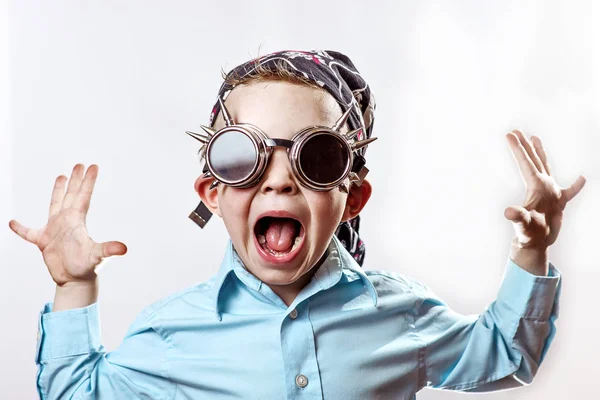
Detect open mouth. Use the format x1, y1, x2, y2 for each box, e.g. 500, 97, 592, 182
253, 216, 305, 259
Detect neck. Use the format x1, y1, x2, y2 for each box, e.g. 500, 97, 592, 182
267, 249, 330, 307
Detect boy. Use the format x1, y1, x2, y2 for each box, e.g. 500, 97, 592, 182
10, 50, 586, 399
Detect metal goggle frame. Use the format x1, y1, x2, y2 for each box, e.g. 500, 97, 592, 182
185, 98, 377, 228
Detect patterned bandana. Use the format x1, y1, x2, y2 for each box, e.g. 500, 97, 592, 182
208, 50, 376, 266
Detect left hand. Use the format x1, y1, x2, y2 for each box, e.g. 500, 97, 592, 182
504, 130, 586, 251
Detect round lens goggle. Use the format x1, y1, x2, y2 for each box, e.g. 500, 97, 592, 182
185, 98, 377, 228
187, 98, 377, 192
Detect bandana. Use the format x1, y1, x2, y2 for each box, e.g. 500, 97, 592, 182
208, 50, 376, 266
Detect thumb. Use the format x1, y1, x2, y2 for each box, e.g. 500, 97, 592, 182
91, 241, 128, 260
504, 205, 531, 225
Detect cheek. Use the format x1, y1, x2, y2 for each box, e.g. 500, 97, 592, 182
218, 189, 253, 234
310, 191, 347, 225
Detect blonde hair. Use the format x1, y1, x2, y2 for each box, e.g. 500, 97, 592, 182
200, 60, 331, 159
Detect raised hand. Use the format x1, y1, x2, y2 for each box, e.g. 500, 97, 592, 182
504, 130, 585, 274
8, 164, 127, 286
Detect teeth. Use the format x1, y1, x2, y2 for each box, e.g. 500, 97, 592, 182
257, 235, 303, 256
292, 236, 301, 251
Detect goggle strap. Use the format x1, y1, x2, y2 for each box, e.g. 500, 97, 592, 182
188, 164, 215, 229
189, 201, 213, 229
352, 155, 366, 173
349, 167, 369, 187
350, 155, 369, 187
264, 138, 294, 149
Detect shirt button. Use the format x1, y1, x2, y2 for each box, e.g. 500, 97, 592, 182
289, 309, 298, 319
295, 374, 308, 388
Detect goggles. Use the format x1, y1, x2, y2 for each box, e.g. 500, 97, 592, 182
185, 98, 377, 228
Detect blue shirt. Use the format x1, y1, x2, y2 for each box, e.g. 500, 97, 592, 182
35, 236, 561, 399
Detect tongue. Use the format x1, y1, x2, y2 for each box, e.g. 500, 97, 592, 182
265, 219, 297, 252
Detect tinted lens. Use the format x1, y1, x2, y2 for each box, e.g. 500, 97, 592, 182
299, 134, 349, 184
208, 130, 257, 182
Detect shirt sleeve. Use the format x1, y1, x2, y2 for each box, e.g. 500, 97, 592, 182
415, 257, 561, 392
35, 302, 175, 400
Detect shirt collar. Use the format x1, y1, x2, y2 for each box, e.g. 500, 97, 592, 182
312, 235, 378, 307
210, 235, 378, 320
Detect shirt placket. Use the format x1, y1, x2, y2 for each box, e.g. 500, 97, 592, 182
280, 300, 323, 399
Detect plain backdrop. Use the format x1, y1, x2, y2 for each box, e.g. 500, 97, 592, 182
1, 0, 598, 398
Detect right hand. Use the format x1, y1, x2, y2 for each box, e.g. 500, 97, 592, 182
8, 164, 127, 286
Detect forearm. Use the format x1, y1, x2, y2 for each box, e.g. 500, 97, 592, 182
509, 237, 549, 276
52, 279, 99, 311
36, 301, 174, 399
423, 257, 561, 391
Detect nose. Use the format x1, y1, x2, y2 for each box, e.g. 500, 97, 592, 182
259, 148, 299, 195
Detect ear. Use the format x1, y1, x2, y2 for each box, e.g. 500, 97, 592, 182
341, 179, 372, 222
194, 175, 222, 218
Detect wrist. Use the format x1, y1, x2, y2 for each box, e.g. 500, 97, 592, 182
53, 280, 99, 312
509, 238, 549, 276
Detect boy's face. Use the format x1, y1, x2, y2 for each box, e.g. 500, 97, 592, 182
196, 81, 371, 301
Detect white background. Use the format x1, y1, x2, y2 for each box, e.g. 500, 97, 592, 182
1, 0, 598, 398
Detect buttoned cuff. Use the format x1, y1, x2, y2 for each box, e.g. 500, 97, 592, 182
496, 258, 561, 321
35, 302, 102, 363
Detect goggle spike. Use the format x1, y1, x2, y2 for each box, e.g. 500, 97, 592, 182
186, 130, 210, 144
351, 137, 378, 152
209, 179, 220, 190
345, 128, 363, 141
331, 107, 353, 132
218, 97, 235, 126
202, 170, 213, 179
338, 183, 349, 193
200, 125, 216, 137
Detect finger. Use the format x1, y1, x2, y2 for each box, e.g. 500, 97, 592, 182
547, 212, 562, 246
49, 175, 68, 219
91, 241, 128, 260
73, 165, 99, 214
506, 133, 538, 185
62, 164, 85, 209
504, 205, 530, 224
530, 136, 553, 176
512, 130, 547, 175
8, 219, 40, 244
561, 175, 586, 205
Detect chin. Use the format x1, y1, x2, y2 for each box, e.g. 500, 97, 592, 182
249, 254, 309, 281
